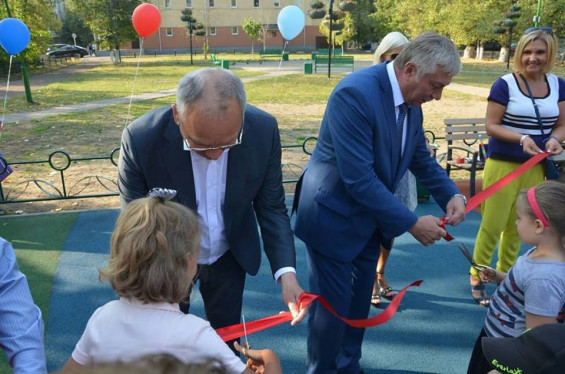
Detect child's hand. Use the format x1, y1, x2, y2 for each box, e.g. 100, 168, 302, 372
234, 342, 281, 374
479, 267, 497, 283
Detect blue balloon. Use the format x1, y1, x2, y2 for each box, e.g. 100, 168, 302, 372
277, 6, 305, 41
0, 18, 31, 55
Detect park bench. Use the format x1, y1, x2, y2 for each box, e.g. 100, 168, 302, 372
210, 53, 230, 69
311, 48, 342, 60
314, 55, 354, 73
210, 53, 222, 66
259, 49, 288, 62
444, 118, 487, 196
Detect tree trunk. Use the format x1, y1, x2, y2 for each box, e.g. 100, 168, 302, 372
476, 46, 484, 60
499, 47, 509, 63
463, 45, 476, 59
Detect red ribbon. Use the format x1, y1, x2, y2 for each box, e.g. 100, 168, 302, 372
441, 151, 550, 240
215, 153, 550, 341
216, 280, 423, 341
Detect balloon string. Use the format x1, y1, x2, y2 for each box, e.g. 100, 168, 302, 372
1, 55, 13, 137
125, 38, 144, 127
269, 40, 288, 103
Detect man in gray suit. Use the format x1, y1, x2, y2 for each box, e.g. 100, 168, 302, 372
118, 68, 307, 350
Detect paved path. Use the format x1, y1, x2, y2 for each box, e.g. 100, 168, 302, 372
2, 57, 490, 124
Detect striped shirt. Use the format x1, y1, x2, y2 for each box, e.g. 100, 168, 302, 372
487, 73, 565, 162
485, 247, 565, 338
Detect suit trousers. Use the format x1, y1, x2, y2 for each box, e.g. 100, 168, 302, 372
180, 250, 246, 354
306, 242, 381, 374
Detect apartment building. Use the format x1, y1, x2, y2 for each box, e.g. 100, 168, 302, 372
142, 0, 324, 52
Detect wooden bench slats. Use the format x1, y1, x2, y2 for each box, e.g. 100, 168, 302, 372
444, 117, 487, 196
445, 125, 486, 133
444, 118, 485, 125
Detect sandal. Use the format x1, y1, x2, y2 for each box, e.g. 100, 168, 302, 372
380, 286, 394, 299
470, 275, 489, 307
376, 272, 395, 299
370, 294, 381, 306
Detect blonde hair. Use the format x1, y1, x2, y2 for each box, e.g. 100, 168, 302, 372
373, 32, 409, 65
513, 30, 558, 74
100, 197, 200, 304
59, 354, 226, 374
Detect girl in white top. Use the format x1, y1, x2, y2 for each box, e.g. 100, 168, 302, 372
63, 190, 281, 374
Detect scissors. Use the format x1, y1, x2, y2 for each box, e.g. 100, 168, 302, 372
241, 314, 250, 358
456, 243, 490, 272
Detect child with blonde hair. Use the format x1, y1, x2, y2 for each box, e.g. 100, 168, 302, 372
63, 190, 281, 374
467, 178, 565, 373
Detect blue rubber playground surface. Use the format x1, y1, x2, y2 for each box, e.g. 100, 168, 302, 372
1, 198, 528, 373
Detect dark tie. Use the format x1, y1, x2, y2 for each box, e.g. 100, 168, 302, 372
397, 103, 407, 153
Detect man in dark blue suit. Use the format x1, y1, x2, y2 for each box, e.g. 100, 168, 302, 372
118, 68, 307, 351
294, 32, 467, 373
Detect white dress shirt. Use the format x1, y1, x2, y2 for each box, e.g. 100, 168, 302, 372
386, 61, 408, 155
185, 146, 295, 281
189, 149, 230, 266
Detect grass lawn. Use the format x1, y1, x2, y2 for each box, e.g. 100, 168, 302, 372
4, 56, 264, 114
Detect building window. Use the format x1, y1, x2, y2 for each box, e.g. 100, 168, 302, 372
253, 0, 259, 7
274, 0, 279, 6
231, 26, 238, 35
209, 0, 215, 7
231, 0, 237, 7
210, 27, 216, 36
186, 0, 192, 8
166, 28, 173, 37
165, 0, 171, 8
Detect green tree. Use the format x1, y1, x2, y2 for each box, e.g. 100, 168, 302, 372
61, 10, 94, 47
340, 0, 378, 48
242, 17, 262, 54
66, 0, 139, 51
1, 0, 60, 103
0, 0, 60, 64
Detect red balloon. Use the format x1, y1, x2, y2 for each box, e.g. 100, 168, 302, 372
132, 3, 161, 37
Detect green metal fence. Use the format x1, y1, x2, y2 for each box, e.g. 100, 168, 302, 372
0, 137, 317, 205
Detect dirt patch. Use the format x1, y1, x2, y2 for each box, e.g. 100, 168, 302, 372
1, 92, 487, 215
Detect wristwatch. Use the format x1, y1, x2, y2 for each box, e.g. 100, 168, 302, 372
452, 193, 467, 206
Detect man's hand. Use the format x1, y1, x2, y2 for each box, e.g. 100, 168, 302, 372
444, 196, 466, 225
279, 272, 308, 326
408, 215, 446, 246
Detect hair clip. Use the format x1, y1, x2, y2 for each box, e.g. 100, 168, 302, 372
147, 188, 177, 201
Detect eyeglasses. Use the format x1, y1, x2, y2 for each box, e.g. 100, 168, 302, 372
179, 119, 244, 152
390, 53, 399, 61
524, 26, 553, 35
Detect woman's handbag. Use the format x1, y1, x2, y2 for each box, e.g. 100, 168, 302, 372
519, 74, 562, 180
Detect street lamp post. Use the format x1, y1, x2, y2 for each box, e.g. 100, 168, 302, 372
493, 1, 520, 70
327, 0, 334, 78
181, 8, 196, 65
534, 0, 542, 26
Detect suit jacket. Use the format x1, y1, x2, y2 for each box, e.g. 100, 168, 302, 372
118, 105, 295, 277
294, 63, 459, 262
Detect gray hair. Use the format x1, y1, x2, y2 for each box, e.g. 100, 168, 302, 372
175, 68, 246, 118
394, 31, 461, 79
373, 32, 409, 65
